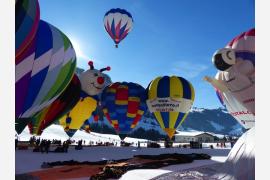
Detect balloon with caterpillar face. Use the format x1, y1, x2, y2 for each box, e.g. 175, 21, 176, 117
58, 61, 112, 137
79, 61, 111, 96
26, 61, 112, 136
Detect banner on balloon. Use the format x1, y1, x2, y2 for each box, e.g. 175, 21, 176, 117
215, 87, 254, 129
146, 97, 193, 113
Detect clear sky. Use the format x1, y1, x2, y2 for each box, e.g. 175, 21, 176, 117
39, 0, 254, 109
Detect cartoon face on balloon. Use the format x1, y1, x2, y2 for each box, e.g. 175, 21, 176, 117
212, 48, 236, 71
204, 28, 255, 116
79, 61, 112, 96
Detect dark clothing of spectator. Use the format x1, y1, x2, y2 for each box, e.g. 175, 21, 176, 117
15, 139, 18, 150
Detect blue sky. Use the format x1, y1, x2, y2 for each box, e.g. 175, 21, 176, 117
39, 0, 254, 109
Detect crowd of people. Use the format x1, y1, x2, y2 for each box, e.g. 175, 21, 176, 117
25, 136, 72, 153
16, 135, 237, 152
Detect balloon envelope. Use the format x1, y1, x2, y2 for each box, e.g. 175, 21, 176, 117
215, 87, 254, 129
16, 20, 77, 119
16, 0, 40, 61
101, 82, 147, 140
28, 74, 81, 135
215, 28, 255, 114
104, 8, 133, 47
146, 76, 195, 139
64, 129, 77, 138
59, 93, 97, 134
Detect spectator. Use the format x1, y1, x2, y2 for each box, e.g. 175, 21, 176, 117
36, 138, 40, 146
45, 140, 51, 153
40, 140, 46, 153
63, 141, 70, 153
15, 138, 18, 150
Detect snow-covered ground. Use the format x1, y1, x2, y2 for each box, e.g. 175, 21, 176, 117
16, 146, 230, 175
120, 160, 223, 180
129, 127, 255, 180
18, 124, 150, 146
16, 124, 231, 179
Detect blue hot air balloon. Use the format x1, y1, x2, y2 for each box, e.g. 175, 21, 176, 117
101, 82, 147, 140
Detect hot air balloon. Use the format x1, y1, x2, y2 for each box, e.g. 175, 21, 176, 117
27, 74, 81, 135
16, 0, 40, 61
204, 29, 255, 180
215, 87, 254, 129
104, 8, 133, 48
101, 82, 147, 140
204, 28, 255, 115
16, 20, 77, 131
59, 61, 112, 135
146, 76, 195, 139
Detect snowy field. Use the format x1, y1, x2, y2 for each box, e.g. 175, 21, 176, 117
16, 146, 230, 174
16, 125, 232, 179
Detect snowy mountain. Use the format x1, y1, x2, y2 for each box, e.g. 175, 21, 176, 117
90, 107, 245, 140
125, 107, 245, 137
179, 107, 245, 136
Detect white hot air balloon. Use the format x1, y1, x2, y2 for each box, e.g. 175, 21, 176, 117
204, 28, 255, 116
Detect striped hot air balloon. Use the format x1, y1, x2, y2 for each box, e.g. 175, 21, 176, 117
101, 82, 147, 140
146, 76, 195, 139
226, 28, 255, 66
104, 8, 133, 48
15, 20, 77, 121
16, 0, 40, 61
27, 74, 81, 135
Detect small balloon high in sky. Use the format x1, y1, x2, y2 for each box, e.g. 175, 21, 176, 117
104, 8, 134, 48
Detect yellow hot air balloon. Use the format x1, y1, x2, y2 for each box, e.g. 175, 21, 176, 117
59, 96, 97, 131
146, 76, 195, 139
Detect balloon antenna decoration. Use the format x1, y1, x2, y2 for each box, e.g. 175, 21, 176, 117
100, 66, 111, 72
88, 60, 111, 72
88, 61, 94, 70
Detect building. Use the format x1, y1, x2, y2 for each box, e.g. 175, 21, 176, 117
174, 131, 215, 143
